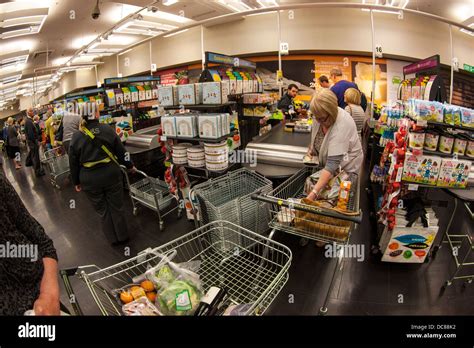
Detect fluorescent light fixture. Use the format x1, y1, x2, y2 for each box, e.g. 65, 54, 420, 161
245, 10, 277, 17
2, 15, 47, 28
162, 0, 178, 5
142, 10, 192, 24
0, 74, 22, 84
257, 0, 279, 8
118, 48, 132, 56
163, 29, 189, 37
460, 23, 474, 36
218, 0, 254, 13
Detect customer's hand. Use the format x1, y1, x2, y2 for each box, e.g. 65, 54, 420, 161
306, 190, 318, 201
33, 293, 60, 316
75, 185, 81, 192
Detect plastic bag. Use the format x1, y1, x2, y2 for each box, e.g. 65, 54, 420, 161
304, 170, 350, 202
144, 250, 203, 315
122, 296, 162, 316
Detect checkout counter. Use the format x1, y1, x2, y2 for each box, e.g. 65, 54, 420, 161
124, 124, 164, 177
243, 123, 312, 180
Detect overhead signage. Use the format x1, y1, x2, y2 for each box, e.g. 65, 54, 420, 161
104, 76, 160, 85
403, 55, 440, 75
205, 52, 256, 70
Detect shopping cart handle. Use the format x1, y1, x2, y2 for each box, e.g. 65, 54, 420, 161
60, 267, 83, 316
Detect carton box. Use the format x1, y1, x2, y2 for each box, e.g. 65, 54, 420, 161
436, 159, 470, 188
202, 82, 222, 104
177, 84, 197, 105
161, 116, 177, 136
175, 115, 197, 137
198, 114, 221, 139
158, 86, 175, 106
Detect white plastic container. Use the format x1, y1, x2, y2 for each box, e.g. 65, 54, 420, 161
204, 141, 228, 154
188, 158, 206, 168
453, 136, 467, 155
466, 139, 474, 158
423, 131, 439, 151
206, 160, 229, 172
187, 146, 205, 160
173, 143, 193, 156
172, 154, 188, 165
408, 131, 425, 150
205, 152, 228, 163
438, 134, 454, 154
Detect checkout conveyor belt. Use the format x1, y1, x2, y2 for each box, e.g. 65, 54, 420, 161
243, 123, 313, 179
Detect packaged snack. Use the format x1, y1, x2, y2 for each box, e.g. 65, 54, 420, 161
408, 131, 425, 150
466, 137, 474, 158
336, 181, 352, 211
453, 107, 462, 126
453, 135, 467, 155
423, 130, 439, 151
438, 133, 454, 154
460, 107, 474, 128
122, 296, 161, 316
436, 159, 470, 188
402, 152, 441, 185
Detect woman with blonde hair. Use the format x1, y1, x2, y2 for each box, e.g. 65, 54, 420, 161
343, 88, 367, 135
306, 88, 363, 201
6, 117, 22, 169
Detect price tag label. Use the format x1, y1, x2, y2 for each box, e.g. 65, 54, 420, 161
417, 119, 427, 127
160, 135, 167, 141
408, 184, 419, 191
164, 161, 171, 168
395, 168, 403, 182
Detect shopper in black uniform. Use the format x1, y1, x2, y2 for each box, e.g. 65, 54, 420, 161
24, 108, 45, 177
69, 103, 136, 245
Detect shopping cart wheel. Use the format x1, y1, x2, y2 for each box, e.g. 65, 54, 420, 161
318, 307, 328, 316
132, 207, 138, 216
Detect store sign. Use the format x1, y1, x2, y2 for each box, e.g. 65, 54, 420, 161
464, 63, 474, 73
403, 55, 439, 75
452, 57, 459, 72
104, 76, 160, 85
151, 63, 157, 72
279, 42, 289, 55
375, 44, 383, 58
205, 52, 256, 69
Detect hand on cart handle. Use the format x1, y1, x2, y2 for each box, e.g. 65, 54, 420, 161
128, 166, 137, 174
75, 185, 81, 192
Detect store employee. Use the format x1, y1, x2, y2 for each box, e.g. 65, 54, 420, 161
277, 83, 299, 117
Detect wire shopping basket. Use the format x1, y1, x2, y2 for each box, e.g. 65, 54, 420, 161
253, 166, 362, 244
61, 220, 292, 316
190, 168, 273, 251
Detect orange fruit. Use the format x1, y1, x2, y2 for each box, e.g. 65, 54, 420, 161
130, 286, 146, 299
140, 280, 155, 292
146, 291, 157, 303
120, 291, 134, 304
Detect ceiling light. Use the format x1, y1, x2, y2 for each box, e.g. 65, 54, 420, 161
256, 0, 279, 8
218, 0, 254, 13
141, 9, 193, 23
460, 23, 474, 36
163, 29, 189, 37
162, 0, 178, 5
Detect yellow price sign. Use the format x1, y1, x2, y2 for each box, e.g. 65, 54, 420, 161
308, 119, 313, 125
164, 161, 171, 167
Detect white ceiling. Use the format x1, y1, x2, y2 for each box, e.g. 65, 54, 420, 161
0, 0, 473, 109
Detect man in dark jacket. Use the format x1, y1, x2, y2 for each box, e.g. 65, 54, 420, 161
69, 103, 136, 245
24, 109, 45, 177
277, 83, 299, 117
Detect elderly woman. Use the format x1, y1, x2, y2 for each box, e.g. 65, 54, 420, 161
306, 88, 363, 201
344, 88, 367, 136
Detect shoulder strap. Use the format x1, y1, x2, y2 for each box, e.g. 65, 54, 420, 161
82, 126, 120, 166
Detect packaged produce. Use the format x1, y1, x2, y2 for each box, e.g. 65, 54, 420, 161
408, 130, 425, 150
336, 181, 351, 211
304, 170, 350, 202
453, 135, 467, 155
423, 130, 439, 151
438, 133, 454, 154
122, 296, 162, 316
157, 280, 201, 315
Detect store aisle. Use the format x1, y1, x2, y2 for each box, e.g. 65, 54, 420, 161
2, 156, 473, 315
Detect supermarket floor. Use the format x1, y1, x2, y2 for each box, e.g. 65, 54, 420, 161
2, 155, 473, 315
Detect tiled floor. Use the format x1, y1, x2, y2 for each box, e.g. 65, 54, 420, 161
1, 153, 473, 315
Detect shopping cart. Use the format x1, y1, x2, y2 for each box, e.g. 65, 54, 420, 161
252, 166, 362, 315
121, 167, 183, 231
60, 220, 292, 316
40, 147, 70, 189
190, 168, 273, 239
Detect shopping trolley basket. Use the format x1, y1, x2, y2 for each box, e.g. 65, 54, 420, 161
40, 147, 70, 189
190, 168, 273, 238
121, 167, 182, 232
252, 165, 362, 315
61, 220, 292, 316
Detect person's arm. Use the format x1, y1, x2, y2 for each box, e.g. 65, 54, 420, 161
277, 95, 291, 113
34, 257, 60, 315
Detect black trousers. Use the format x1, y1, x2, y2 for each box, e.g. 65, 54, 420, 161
26, 140, 44, 176
62, 140, 71, 155
83, 181, 129, 244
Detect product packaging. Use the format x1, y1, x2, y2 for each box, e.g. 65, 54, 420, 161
423, 130, 439, 151
144, 85, 152, 100
460, 107, 474, 128
436, 159, 471, 188
177, 84, 197, 105
137, 85, 146, 101
106, 89, 116, 107
199, 114, 221, 139
161, 116, 177, 136
221, 80, 230, 103
202, 82, 222, 104
122, 87, 131, 103
402, 152, 441, 185
152, 85, 159, 99
438, 133, 454, 154
130, 86, 139, 102
408, 131, 425, 150
158, 86, 176, 106
466, 136, 474, 158
176, 115, 198, 137
115, 88, 124, 105
194, 83, 203, 104
453, 135, 467, 155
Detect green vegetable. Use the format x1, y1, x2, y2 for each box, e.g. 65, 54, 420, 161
157, 280, 201, 316
156, 265, 175, 284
